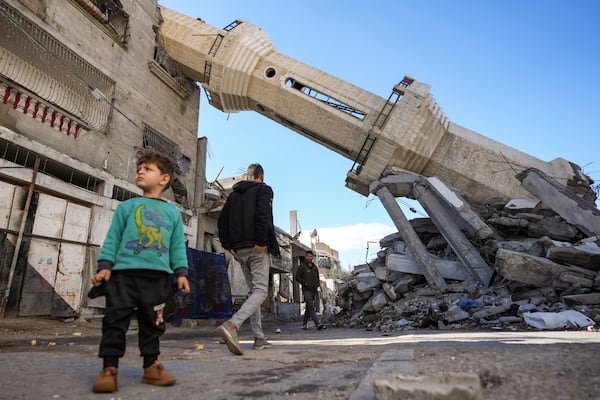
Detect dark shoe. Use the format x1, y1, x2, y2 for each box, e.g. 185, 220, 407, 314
217, 322, 244, 355
142, 361, 176, 386
317, 324, 326, 330
302, 324, 308, 330
252, 337, 272, 350
92, 366, 118, 393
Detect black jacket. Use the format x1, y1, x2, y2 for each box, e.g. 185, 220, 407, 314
295, 261, 320, 292
218, 180, 280, 256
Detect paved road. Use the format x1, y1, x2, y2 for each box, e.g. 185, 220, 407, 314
0, 317, 599, 399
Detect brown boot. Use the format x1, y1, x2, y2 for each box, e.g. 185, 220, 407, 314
92, 366, 118, 393
142, 361, 176, 386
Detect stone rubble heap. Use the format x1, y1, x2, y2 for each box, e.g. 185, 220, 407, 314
332, 195, 600, 333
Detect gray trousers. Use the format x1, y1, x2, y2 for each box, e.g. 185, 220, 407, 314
302, 289, 320, 326
229, 247, 269, 339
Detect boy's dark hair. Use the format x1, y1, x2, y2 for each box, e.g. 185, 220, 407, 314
306, 250, 314, 256
247, 163, 264, 180
136, 149, 175, 191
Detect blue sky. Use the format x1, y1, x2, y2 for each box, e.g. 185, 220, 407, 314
158, 1, 600, 269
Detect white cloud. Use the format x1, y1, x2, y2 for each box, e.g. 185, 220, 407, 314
299, 222, 397, 251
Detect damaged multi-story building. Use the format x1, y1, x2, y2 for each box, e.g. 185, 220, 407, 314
0, 0, 204, 317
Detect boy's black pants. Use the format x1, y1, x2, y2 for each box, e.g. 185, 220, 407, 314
98, 270, 172, 367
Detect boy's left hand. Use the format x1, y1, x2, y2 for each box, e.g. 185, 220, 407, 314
177, 276, 191, 293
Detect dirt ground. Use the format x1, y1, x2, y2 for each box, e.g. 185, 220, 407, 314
413, 341, 600, 400
1, 317, 599, 399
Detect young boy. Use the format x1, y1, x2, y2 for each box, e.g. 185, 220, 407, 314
90, 149, 191, 393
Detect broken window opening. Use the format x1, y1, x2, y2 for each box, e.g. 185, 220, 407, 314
150, 46, 196, 96
111, 185, 139, 202
70, 0, 129, 45
223, 20, 241, 31
398, 77, 414, 88
142, 124, 188, 175
277, 115, 351, 157
285, 78, 365, 121
0, 137, 102, 193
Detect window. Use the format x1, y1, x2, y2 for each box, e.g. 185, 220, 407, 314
0, 137, 102, 193
111, 185, 139, 201
285, 78, 365, 120
149, 46, 196, 98
142, 124, 181, 166
70, 0, 129, 45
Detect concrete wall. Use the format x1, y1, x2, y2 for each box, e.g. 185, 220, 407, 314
0, 0, 204, 317
0, 0, 201, 205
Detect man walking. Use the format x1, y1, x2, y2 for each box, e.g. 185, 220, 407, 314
295, 250, 324, 330
217, 163, 280, 355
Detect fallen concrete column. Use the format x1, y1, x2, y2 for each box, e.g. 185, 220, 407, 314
373, 185, 447, 291
426, 176, 498, 242
387, 253, 469, 281
496, 249, 594, 287
412, 178, 493, 286
516, 167, 600, 236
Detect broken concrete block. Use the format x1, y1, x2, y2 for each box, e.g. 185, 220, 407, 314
505, 198, 540, 210
371, 291, 389, 313
516, 167, 600, 237
393, 275, 418, 295
539, 236, 600, 270
472, 303, 510, 319
559, 272, 594, 287
499, 316, 522, 324
444, 305, 471, 322
497, 239, 545, 256
528, 218, 579, 241
383, 282, 398, 301
380, 232, 404, 248
361, 291, 389, 313
356, 277, 382, 294
387, 253, 470, 281
487, 216, 529, 229
373, 265, 390, 282
562, 293, 600, 306
374, 372, 482, 400
496, 249, 593, 288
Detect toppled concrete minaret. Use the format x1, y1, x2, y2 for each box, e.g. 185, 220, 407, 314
157, 7, 592, 206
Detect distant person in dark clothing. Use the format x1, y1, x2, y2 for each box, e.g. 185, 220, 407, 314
295, 250, 324, 330
217, 163, 280, 355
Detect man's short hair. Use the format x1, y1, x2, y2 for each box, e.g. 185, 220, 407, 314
136, 149, 175, 190
306, 250, 314, 256
247, 163, 264, 180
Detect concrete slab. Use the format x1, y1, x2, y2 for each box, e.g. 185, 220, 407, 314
349, 349, 415, 400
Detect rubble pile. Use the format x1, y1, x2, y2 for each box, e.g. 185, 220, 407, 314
332, 195, 600, 333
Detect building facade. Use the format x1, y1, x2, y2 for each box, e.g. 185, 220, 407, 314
0, 0, 203, 317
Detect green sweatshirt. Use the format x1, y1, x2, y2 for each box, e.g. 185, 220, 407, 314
98, 197, 188, 276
